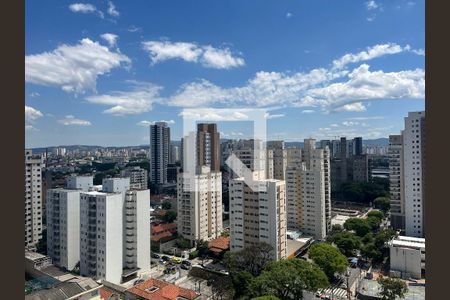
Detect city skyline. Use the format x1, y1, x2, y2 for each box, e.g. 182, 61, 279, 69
25, 0, 424, 148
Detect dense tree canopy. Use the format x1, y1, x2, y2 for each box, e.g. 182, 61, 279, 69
224, 242, 274, 277
344, 218, 372, 237
249, 259, 329, 300
373, 197, 391, 214
308, 243, 348, 280
330, 231, 361, 257
377, 276, 408, 300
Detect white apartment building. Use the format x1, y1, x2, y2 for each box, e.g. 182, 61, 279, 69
46, 189, 81, 270
80, 191, 124, 284
267, 141, 287, 180
177, 167, 223, 246
120, 167, 148, 190
229, 177, 287, 260
25, 150, 43, 247
403, 111, 426, 237
79, 178, 150, 284
67, 175, 93, 191
286, 149, 328, 240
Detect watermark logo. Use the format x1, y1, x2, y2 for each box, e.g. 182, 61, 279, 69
180, 108, 268, 192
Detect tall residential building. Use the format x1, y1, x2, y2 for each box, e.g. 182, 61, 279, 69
389, 135, 405, 230
170, 145, 180, 164
196, 123, 220, 172
46, 189, 81, 270
403, 111, 426, 237
150, 122, 170, 185
121, 166, 148, 190
79, 186, 150, 284
177, 167, 223, 246
353, 137, 363, 156
286, 140, 330, 239
25, 150, 43, 247
229, 177, 287, 260
267, 141, 287, 180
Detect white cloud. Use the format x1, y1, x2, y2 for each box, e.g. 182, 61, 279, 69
201, 46, 245, 69
366, 1, 379, 10
332, 43, 405, 70
137, 120, 175, 126
265, 113, 285, 119
85, 81, 162, 115
330, 123, 339, 127
342, 121, 359, 126
100, 33, 118, 47
107, 1, 119, 17
69, 3, 96, 13
25, 125, 39, 131
142, 40, 245, 69
346, 116, 384, 120
167, 45, 423, 112
308, 64, 424, 111
286, 12, 293, 19
301, 110, 315, 114
25, 38, 130, 93
58, 115, 92, 126
25, 106, 43, 122
334, 103, 367, 112
179, 108, 251, 121
29, 92, 40, 98
128, 25, 142, 33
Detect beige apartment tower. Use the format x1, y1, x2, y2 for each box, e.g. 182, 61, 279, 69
229, 177, 287, 260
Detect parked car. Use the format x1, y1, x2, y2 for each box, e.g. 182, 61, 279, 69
181, 260, 191, 266
180, 264, 190, 270
171, 257, 182, 264
152, 253, 160, 259
161, 255, 170, 261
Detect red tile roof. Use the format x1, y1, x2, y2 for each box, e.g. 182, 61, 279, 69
99, 287, 115, 299
126, 278, 200, 300
208, 236, 230, 251
152, 223, 177, 234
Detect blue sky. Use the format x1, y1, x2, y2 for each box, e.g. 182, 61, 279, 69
25, 0, 424, 147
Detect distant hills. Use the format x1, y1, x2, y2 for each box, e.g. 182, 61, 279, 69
30, 138, 389, 154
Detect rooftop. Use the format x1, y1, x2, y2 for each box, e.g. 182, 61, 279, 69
126, 278, 200, 300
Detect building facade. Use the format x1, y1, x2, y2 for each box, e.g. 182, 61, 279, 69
389, 134, 405, 231
121, 167, 148, 190
150, 122, 171, 185
229, 177, 287, 260
196, 123, 220, 172
25, 150, 43, 247
46, 189, 81, 270
177, 168, 223, 246
403, 111, 426, 237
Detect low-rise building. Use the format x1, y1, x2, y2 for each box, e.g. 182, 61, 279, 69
389, 236, 425, 279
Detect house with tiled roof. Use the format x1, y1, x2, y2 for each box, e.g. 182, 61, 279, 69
151, 223, 177, 243
125, 278, 200, 300
208, 236, 230, 257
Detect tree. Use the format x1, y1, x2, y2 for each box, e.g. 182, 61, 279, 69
211, 276, 235, 300
176, 238, 191, 249
251, 296, 280, 300
308, 243, 348, 280
367, 210, 385, 221
367, 216, 382, 231
374, 197, 391, 214
163, 210, 177, 223
377, 276, 408, 300
331, 232, 361, 257
249, 259, 328, 300
224, 242, 274, 277
161, 200, 172, 210
360, 242, 382, 261
374, 229, 397, 248
196, 239, 209, 260
344, 218, 372, 237
232, 271, 254, 298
